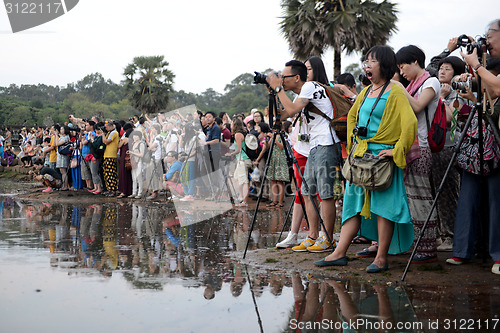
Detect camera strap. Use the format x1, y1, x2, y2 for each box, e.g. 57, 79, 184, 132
356, 81, 390, 129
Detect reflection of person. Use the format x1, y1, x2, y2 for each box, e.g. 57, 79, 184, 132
317, 46, 417, 273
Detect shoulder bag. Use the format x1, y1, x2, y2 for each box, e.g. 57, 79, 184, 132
341, 82, 395, 191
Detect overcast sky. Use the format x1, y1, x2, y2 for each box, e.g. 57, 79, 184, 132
0, 0, 497, 95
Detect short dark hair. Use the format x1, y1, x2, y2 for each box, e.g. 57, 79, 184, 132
167, 151, 178, 159
336, 73, 356, 88
205, 111, 216, 118
43, 137, 51, 143
438, 56, 466, 76
88, 120, 96, 127
305, 56, 329, 84
130, 130, 143, 140
285, 60, 307, 82
53, 124, 61, 132
366, 45, 398, 81
396, 45, 426, 68
247, 120, 256, 127
486, 57, 500, 74
215, 117, 222, 125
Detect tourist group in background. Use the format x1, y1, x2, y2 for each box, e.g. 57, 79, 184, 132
2, 19, 500, 276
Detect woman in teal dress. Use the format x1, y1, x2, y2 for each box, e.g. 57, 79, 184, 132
315, 46, 418, 272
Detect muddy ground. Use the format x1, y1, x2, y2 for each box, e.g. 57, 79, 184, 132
1, 165, 498, 288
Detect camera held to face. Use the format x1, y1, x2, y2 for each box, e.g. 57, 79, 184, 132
457, 34, 487, 57
353, 126, 368, 137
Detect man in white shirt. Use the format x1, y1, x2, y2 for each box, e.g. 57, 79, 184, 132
267, 60, 341, 253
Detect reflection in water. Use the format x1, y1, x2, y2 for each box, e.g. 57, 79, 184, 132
1, 196, 499, 332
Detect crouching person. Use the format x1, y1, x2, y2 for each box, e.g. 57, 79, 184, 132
30, 159, 62, 192
163, 151, 185, 199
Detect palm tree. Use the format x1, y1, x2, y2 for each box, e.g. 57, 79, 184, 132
123, 56, 175, 114
280, 0, 398, 78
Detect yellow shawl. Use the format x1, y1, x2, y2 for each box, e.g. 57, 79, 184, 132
346, 84, 417, 218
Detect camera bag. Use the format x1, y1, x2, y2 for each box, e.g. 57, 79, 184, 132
57, 142, 72, 156
305, 82, 354, 142
342, 143, 395, 191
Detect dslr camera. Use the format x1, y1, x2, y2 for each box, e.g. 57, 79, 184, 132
253, 71, 268, 84
457, 34, 487, 57
353, 126, 367, 137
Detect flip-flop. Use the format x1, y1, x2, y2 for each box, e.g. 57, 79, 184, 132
266, 201, 277, 207
352, 235, 371, 244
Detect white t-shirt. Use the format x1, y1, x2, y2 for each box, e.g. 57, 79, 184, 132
414, 77, 441, 147
297, 81, 340, 148
291, 114, 311, 157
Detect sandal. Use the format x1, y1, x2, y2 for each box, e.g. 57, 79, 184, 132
352, 235, 371, 244
275, 203, 284, 208
266, 201, 277, 207
116, 193, 127, 199
235, 202, 248, 208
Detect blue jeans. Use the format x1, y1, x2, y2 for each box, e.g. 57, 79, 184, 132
452, 170, 500, 261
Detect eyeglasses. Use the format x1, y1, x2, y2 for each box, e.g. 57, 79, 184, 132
362, 60, 378, 67
282, 74, 297, 79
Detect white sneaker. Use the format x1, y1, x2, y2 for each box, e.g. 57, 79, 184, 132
437, 238, 453, 252
276, 232, 298, 248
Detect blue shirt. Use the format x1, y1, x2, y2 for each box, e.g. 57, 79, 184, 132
82, 131, 96, 157
165, 161, 182, 181
206, 124, 221, 153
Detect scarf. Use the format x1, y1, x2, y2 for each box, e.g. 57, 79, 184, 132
406, 71, 430, 97
346, 84, 418, 219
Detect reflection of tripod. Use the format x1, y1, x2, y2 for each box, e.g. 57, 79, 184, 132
243, 90, 331, 258
402, 63, 500, 281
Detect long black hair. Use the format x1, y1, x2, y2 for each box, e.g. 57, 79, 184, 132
305, 56, 329, 84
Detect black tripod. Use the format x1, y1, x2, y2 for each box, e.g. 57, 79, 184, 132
401, 63, 500, 281
243, 90, 331, 258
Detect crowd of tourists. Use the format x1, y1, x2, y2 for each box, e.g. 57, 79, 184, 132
2, 19, 500, 276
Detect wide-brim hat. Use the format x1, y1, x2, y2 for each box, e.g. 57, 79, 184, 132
245, 134, 259, 150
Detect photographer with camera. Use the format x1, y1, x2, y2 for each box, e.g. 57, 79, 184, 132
446, 19, 500, 275
266, 60, 341, 254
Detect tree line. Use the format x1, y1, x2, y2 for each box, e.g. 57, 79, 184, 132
0, 70, 273, 127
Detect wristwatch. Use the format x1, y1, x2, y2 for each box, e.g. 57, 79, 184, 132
275, 85, 283, 93
443, 48, 451, 54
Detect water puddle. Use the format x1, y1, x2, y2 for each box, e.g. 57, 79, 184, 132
0, 195, 498, 332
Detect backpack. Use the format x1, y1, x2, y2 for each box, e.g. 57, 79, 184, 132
90, 136, 105, 159
305, 81, 354, 142
424, 99, 446, 153
57, 142, 72, 156
412, 78, 446, 153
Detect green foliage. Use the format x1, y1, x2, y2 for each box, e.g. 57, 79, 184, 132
123, 56, 175, 114
0, 67, 277, 126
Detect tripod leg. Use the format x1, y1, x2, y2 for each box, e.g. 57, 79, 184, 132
277, 193, 295, 242
243, 132, 278, 258
401, 106, 477, 281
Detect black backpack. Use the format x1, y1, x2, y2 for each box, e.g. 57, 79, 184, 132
90, 136, 105, 159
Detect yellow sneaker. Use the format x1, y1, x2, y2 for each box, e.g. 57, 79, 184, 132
307, 236, 335, 253
292, 236, 316, 252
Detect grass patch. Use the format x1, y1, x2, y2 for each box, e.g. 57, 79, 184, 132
264, 258, 278, 263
